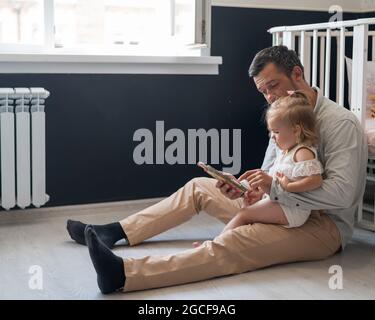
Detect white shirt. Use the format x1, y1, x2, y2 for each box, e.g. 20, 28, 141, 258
268, 144, 323, 181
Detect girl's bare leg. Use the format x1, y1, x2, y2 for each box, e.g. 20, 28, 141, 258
222, 198, 288, 233
193, 199, 288, 248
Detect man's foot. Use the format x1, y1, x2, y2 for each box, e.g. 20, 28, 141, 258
66, 220, 128, 248
85, 225, 126, 294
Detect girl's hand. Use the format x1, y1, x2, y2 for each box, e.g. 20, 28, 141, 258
242, 169, 273, 194
243, 187, 264, 206
276, 172, 290, 191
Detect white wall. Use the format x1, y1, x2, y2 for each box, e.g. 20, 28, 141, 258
362, 0, 375, 12
212, 0, 374, 13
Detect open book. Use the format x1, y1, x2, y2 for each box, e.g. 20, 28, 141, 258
197, 162, 249, 193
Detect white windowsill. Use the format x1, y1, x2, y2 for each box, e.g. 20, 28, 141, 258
0, 53, 223, 75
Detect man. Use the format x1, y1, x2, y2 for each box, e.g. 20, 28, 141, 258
67, 46, 367, 294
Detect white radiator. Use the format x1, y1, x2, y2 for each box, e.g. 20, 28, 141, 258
0, 87, 49, 210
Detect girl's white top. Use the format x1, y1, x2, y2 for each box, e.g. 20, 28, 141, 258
269, 144, 323, 180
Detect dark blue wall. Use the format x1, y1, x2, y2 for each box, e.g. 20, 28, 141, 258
0, 7, 362, 207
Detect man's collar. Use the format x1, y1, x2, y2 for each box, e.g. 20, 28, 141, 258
312, 86, 323, 114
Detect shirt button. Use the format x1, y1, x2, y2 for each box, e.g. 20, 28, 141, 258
275, 197, 278, 200
296, 203, 300, 207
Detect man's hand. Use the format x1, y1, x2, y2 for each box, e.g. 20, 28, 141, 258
239, 169, 273, 195
215, 173, 244, 200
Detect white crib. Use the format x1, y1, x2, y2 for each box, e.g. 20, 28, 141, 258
268, 17, 375, 231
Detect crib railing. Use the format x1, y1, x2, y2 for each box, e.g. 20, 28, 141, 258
269, 18, 375, 125
269, 18, 375, 232
363, 156, 375, 231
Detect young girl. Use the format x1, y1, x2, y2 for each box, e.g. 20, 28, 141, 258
193, 91, 324, 247
228, 90, 324, 229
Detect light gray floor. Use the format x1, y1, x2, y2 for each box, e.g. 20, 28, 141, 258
1, 198, 375, 300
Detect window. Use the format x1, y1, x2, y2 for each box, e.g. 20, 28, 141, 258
0, 0, 221, 74
0, 0, 44, 45
0, 0, 210, 56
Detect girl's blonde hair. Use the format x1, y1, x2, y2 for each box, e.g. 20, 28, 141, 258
265, 91, 319, 146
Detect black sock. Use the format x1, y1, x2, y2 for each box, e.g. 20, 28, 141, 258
67, 220, 128, 248
85, 225, 126, 294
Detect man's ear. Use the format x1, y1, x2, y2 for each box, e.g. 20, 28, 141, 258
291, 66, 304, 82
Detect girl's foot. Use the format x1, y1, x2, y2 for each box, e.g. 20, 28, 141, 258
192, 241, 201, 248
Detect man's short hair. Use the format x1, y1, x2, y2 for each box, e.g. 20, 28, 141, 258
248, 45, 304, 78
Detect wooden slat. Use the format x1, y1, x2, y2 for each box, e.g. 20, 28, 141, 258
320, 36, 325, 91
351, 24, 368, 124
312, 29, 318, 87
324, 29, 331, 98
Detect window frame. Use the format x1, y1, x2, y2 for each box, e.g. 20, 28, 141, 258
0, 0, 221, 74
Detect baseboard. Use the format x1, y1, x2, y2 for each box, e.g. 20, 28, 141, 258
0, 197, 166, 224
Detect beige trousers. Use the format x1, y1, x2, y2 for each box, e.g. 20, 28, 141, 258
119, 177, 341, 292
